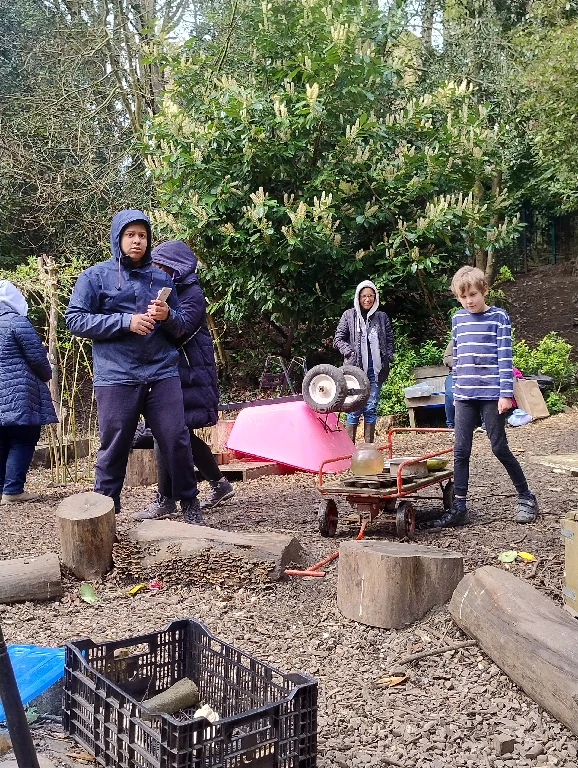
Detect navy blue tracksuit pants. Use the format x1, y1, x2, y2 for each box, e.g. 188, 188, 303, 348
94, 377, 198, 510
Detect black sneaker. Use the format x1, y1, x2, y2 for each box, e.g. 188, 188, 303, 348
516, 493, 538, 524
133, 492, 178, 521
426, 504, 469, 529
182, 498, 205, 525
200, 478, 235, 510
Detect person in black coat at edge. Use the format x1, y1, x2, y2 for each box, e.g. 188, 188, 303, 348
134, 241, 234, 520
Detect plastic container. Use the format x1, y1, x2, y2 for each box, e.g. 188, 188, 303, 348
0, 645, 65, 722
63, 618, 317, 768
403, 383, 433, 399
351, 443, 383, 476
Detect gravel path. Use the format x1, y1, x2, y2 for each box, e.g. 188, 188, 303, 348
1, 412, 578, 767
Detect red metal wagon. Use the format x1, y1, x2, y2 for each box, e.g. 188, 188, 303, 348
316, 427, 455, 539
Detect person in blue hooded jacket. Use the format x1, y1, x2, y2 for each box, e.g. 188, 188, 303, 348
65, 210, 203, 523
134, 241, 234, 520
0, 280, 58, 504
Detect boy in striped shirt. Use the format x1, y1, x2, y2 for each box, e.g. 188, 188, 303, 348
430, 266, 538, 528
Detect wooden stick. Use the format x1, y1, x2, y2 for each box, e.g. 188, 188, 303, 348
399, 640, 477, 664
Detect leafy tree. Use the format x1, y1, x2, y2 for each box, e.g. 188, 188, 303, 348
146, 0, 521, 357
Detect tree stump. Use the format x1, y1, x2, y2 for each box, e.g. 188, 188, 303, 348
56, 492, 115, 580
337, 540, 464, 628
449, 566, 578, 737
125, 449, 157, 487
0, 554, 62, 604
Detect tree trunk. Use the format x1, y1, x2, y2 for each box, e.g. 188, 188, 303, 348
0, 554, 62, 604
449, 566, 578, 737
337, 540, 464, 628
56, 492, 116, 580
125, 448, 158, 487
485, 170, 503, 286
473, 180, 487, 271
421, 0, 437, 48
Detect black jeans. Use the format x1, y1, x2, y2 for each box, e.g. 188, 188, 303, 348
154, 430, 221, 499
94, 378, 198, 509
0, 425, 41, 495
454, 399, 529, 498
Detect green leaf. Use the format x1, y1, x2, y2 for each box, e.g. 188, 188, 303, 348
80, 582, 98, 603
498, 550, 518, 563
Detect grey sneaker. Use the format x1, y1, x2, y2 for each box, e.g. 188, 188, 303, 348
516, 493, 539, 524
182, 498, 205, 525
133, 493, 178, 521
200, 478, 235, 510
1, 491, 40, 504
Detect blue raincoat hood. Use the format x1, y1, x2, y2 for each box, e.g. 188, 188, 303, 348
110, 209, 152, 267
151, 241, 198, 286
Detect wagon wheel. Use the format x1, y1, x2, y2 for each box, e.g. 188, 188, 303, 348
339, 365, 371, 413
318, 499, 338, 537
442, 480, 455, 512
302, 365, 348, 414
396, 500, 415, 539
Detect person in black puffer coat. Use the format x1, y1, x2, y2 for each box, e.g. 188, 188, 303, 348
134, 241, 234, 520
0, 280, 57, 503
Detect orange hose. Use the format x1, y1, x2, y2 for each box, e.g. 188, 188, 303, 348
285, 520, 367, 578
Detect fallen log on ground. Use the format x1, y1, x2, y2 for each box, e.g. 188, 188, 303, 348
0, 553, 62, 603
449, 565, 578, 737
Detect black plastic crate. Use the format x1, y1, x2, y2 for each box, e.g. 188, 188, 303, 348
63, 618, 317, 768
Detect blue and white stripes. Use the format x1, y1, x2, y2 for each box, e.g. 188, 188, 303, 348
452, 306, 514, 400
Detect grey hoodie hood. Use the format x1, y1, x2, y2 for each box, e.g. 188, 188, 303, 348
353, 280, 379, 320
0, 280, 28, 316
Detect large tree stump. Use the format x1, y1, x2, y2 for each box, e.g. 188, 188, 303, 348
125, 449, 158, 487
337, 541, 464, 628
56, 492, 115, 580
0, 554, 62, 604
449, 566, 578, 737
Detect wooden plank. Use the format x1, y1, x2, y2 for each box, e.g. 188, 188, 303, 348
413, 365, 449, 380
530, 454, 578, 476
449, 566, 578, 737
562, 516, 578, 615
405, 393, 446, 408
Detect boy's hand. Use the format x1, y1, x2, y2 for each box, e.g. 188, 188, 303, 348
129, 313, 155, 335
498, 397, 513, 414
147, 299, 169, 321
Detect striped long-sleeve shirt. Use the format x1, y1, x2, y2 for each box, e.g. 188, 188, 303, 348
452, 306, 514, 400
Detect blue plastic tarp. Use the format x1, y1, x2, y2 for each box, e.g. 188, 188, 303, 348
0, 645, 65, 722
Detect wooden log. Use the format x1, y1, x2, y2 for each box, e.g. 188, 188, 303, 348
337, 541, 464, 628
449, 566, 578, 737
0, 554, 62, 604
141, 678, 200, 718
125, 448, 158, 487
56, 492, 115, 580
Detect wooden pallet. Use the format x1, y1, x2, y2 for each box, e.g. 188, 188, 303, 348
319, 469, 453, 496
218, 461, 295, 481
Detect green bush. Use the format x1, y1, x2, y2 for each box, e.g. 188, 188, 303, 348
513, 332, 577, 390
545, 391, 566, 414
378, 324, 444, 416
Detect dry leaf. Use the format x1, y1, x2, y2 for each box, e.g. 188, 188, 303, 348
376, 674, 409, 687
66, 750, 95, 762
498, 550, 518, 563
518, 551, 536, 561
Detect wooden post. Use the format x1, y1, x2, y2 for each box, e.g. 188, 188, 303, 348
125, 449, 158, 487
337, 540, 464, 628
56, 492, 115, 580
0, 554, 62, 604
450, 566, 578, 737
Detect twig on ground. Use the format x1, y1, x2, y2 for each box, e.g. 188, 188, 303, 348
399, 640, 477, 664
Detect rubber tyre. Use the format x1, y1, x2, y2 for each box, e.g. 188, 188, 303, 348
339, 365, 371, 413
442, 480, 455, 512
302, 364, 348, 413
396, 500, 415, 539
318, 499, 338, 537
